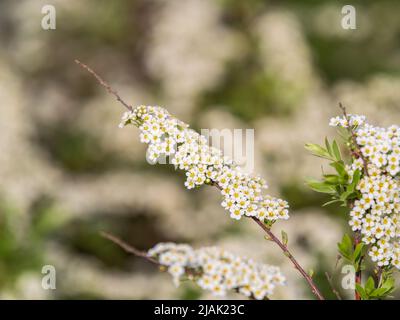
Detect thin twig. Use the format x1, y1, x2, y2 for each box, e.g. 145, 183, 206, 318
74, 59, 133, 112
100, 231, 159, 265
325, 272, 342, 300
251, 216, 324, 300
213, 181, 325, 300
77, 59, 325, 301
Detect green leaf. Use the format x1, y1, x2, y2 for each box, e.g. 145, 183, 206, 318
322, 199, 342, 207
365, 277, 375, 295
304, 143, 333, 160
352, 243, 366, 268
369, 275, 395, 299
323, 174, 340, 185
330, 161, 347, 178
355, 284, 368, 300
339, 188, 357, 202
348, 169, 361, 193
332, 140, 342, 161
380, 277, 395, 293
305, 179, 337, 194
325, 137, 332, 157
281, 230, 289, 246
338, 234, 353, 261
337, 234, 353, 260
370, 287, 389, 298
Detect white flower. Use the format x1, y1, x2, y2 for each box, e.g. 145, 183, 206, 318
349, 218, 362, 231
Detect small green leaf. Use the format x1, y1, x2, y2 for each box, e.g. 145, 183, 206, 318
347, 169, 361, 194
330, 161, 347, 178
323, 174, 340, 185
370, 287, 389, 298
339, 188, 357, 202
281, 230, 289, 246
305, 179, 337, 194
380, 277, 395, 294
325, 137, 332, 157
305, 143, 333, 160
322, 199, 342, 207
355, 284, 368, 300
365, 277, 375, 295
332, 140, 342, 161
337, 234, 353, 260
352, 243, 366, 266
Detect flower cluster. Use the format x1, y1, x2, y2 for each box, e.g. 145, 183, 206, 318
147, 242, 286, 299
120, 105, 289, 222
330, 115, 400, 269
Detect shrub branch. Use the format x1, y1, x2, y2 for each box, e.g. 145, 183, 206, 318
75, 59, 325, 301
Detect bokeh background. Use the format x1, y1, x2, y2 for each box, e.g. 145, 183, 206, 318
0, 0, 400, 299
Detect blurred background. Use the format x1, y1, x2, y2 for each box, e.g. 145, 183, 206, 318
0, 0, 400, 299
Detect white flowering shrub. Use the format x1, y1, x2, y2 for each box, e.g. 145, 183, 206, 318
147, 243, 286, 300
119, 106, 289, 222
116, 104, 320, 300
306, 106, 399, 300
77, 60, 399, 300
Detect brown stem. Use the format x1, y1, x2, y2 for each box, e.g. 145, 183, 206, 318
74, 59, 133, 112
77, 60, 325, 301
251, 217, 325, 300
100, 231, 159, 265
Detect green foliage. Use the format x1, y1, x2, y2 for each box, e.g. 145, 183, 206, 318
281, 230, 289, 246
0, 199, 50, 290
337, 234, 366, 271
356, 274, 396, 300
305, 138, 361, 207
304, 141, 335, 161
337, 234, 352, 261
179, 284, 202, 300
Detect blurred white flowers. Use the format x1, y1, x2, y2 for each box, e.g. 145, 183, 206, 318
147, 242, 286, 300
146, 0, 241, 117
